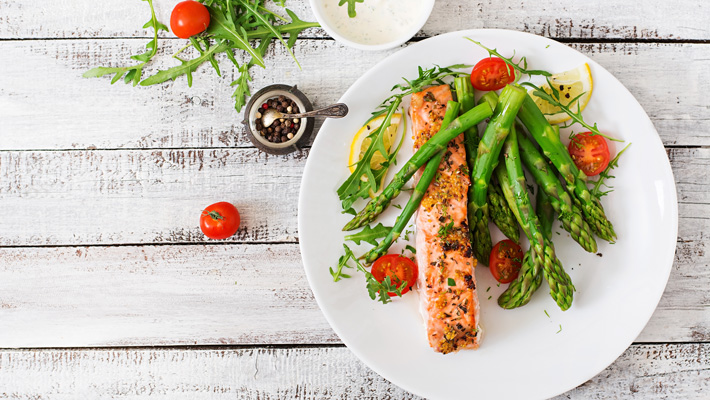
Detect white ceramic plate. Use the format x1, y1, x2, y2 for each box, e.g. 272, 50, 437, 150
298, 29, 677, 400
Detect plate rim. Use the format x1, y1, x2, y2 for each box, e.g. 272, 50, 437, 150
298, 28, 679, 399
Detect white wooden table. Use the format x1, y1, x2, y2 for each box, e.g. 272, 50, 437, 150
1, 1, 708, 398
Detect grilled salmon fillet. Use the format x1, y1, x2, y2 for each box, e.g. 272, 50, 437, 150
411, 84, 481, 353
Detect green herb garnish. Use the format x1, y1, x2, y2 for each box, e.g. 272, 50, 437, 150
464, 37, 552, 80
344, 223, 392, 246
521, 80, 621, 142
85, 0, 318, 112
438, 221, 454, 238
330, 244, 406, 304
339, 0, 364, 18
83, 0, 168, 86
590, 143, 631, 199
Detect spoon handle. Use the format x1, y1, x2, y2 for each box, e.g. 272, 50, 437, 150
285, 103, 349, 119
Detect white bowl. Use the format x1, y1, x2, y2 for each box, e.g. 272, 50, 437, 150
309, 0, 435, 51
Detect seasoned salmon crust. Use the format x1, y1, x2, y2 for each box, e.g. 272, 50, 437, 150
411, 84, 481, 353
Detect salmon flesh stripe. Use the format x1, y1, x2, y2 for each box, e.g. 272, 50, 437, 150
411, 84, 481, 353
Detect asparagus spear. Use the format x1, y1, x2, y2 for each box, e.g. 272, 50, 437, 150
469, 85, 527, 262
477, 91, 498, 110
488, 177, 520, 241
536, 188, 555, 238
497, 188, 554, 309
517, 94, 616, 242
516, 126, 597, 253
343, 101, 494, 231
472, 90, 520, 242
498, 124, 575, 311
494, 163, 542, 308
363, 101, 461, 263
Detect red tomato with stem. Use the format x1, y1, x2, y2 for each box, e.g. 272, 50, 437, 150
371, 254, 418, 296
470, 58, 516, 91
200, 202, 240, 239
568, 132, 611, 176
489, 240, 523, 284
171, 1, 211, 39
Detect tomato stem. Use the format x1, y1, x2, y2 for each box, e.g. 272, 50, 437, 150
205, 210, 224, 221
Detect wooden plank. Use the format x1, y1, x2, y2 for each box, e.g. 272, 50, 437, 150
0, 148, 306, 245
0, 221, 706, 346
0, 244, 338, 347
1, 0, 708, 41
0, 147, 707, 247
0, 344, 708, 399
1, 40, 709, 150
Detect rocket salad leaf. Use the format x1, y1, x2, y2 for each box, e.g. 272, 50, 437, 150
84, 0, 318, 112
82, 0, 168, 87
339, 0, 364, 18
330, 244, 406, 304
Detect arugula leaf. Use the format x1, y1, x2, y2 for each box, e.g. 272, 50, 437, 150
83, 0, 167, 87
337, 98, 402, 209
590, 143, 631, 199
339, 64, 467, 211
465, 38, 623, 143
205, 2, 266, 68
330, 244, 405, 304
521, 80, 622, 142
344, 223, 392, 246
247, 8, 320, 43
86, 0, 319, 112
464, 37, 551, 80
237, 0, 300, 69
141, 42, 230, 86
339, 0, 364, 18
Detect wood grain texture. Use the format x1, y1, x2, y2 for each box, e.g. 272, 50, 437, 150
0, 344, 708, 399
1, 40, 709, 150
0, 148, 707, 247
0, 217, 706, 347
0, 148, 306, 245
1, 0, 708, 40
0, 244, 338, 347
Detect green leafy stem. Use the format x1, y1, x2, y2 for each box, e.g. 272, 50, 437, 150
330, 244, 406, 304
521, 81, 622, 142
83, 0, 319, 112
82, 0, 168, 86
339, 0, 364, 18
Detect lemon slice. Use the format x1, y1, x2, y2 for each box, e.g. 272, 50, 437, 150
348, 113, 402, 173
528, 64, 593, 125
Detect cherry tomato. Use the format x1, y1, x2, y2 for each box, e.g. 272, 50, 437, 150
568, 132, 611, 176
470, 58, 516, 91
171, 1, 211, 39
489, 240, 523, 284
371, 254, 418, 296
200, 202, 240, 239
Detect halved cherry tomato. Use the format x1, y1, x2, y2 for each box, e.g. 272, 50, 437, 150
489, 240, 523, 284
200, 202, 240, 240
371, 254, 418, 296
171, 1, 211, 39
568, 132, 610, 176
470, 58, 516, 91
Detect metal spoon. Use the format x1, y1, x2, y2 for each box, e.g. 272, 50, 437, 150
260, 103, 348, 128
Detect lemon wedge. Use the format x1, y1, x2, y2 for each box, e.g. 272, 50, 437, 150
348, 113, 403, 173
528, 63, 593, 125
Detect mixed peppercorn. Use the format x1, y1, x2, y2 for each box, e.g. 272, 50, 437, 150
254, 95, 302, 143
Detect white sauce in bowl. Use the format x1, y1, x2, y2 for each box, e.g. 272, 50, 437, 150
319, 0, 429, 46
